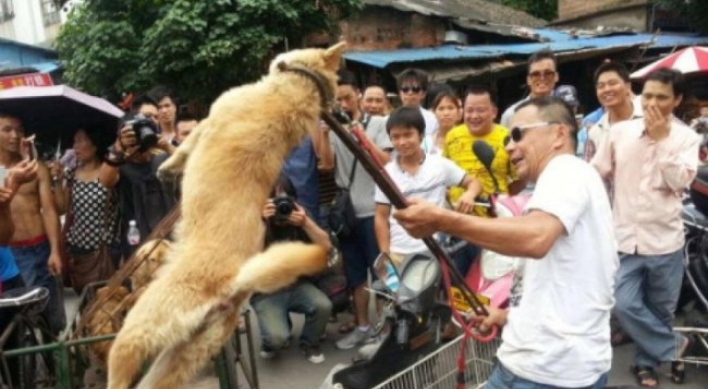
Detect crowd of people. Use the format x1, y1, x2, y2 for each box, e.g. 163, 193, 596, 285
0, 46, 706, 388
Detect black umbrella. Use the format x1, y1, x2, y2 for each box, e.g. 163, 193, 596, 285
0, 85, 124, 159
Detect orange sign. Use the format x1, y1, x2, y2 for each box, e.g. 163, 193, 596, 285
0, 73, 53, 90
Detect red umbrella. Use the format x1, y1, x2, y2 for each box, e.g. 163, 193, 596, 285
631, 46, 708, 79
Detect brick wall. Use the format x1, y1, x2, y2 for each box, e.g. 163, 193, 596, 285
339, 7, 445, 51
559, 0, 648, 21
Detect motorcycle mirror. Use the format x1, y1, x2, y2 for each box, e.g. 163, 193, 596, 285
374, 252, 400, 292
472, 140, 500, 194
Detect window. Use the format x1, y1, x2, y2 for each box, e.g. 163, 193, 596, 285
0, 0, 14, 23
42, 0, 60, 26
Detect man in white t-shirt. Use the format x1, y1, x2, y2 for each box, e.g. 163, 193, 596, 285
396, 68, 439, 136
373, 106, 481, 265
393, 96, 618, 389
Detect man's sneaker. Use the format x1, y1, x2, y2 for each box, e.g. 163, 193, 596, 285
260, 348, 277, 360
300, 345, 325, 364
336, 327, 373, 350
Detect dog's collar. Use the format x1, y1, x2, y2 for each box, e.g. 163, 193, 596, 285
276, 62, 333, 109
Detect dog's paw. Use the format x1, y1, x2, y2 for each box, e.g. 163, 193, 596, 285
156, 157, 184, 183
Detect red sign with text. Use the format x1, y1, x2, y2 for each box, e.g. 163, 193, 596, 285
0, 73, 54, 90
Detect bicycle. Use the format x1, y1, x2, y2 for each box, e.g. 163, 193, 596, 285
0, 286, 55, 389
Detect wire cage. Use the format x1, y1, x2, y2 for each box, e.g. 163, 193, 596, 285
370, 334, 501, 389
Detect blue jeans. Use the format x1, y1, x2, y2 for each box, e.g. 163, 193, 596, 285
486, 363, 608, 389
251, 281, 332, 350
340, 216, 380, 288
11, 240, 66, 336
614, 249, 685, 367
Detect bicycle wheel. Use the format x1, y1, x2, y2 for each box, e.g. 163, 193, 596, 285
31, 316, 54, 388
218, 334, 240, 389
15, 322, 37, 389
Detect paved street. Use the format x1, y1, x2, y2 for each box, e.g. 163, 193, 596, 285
65, 292, 708, 389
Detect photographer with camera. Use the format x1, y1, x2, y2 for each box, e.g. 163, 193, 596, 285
99, 96, 177, 256
251, 173, 333, 364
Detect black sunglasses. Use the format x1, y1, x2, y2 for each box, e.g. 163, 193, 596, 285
400, 86, 422, 93
510, 122, 556, 143
528, 70, 556, 80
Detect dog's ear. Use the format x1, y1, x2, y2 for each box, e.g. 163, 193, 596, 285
323, 42, 347, 71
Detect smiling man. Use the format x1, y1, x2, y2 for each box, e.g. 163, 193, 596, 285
444, 85, 525, 209
393, 96, 618, 389
501, 49, 559, 128
585, 62, 642, 160
592, 68, 699, 387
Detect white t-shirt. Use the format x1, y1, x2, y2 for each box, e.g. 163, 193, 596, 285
420, 107, 439, 136
497, 154, 618, 387
374, 154, 465, 254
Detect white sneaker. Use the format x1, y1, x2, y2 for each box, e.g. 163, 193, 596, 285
336, 328, 373, 350
300, 345, 325, 364
260, 349, 277, 360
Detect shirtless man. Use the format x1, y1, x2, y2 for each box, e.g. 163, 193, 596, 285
1, 160, 38, 244
0, 113, 65, 335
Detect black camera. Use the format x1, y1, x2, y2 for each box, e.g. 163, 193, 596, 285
272, 194, 295, 222
126, 114, 159, 152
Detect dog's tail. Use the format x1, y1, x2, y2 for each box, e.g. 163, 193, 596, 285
231, 242, 328, 294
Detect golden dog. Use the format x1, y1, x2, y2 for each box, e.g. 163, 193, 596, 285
106, 43, 345, 389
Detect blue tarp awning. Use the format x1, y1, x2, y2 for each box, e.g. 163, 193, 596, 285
344, 33, 708, 68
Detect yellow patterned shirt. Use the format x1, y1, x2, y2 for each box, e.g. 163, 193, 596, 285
443, 124, 517, 214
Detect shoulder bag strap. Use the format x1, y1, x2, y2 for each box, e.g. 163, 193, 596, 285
345, 114, 373, 190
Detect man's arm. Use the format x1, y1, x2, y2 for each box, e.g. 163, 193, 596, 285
374, 203, 391, 253
591, 128, 614, 180
454, 175, 482, 214
286, 203, 330, 251
393, 198, 565, 259
318, 127, 335, 170
37, 163, 62, 275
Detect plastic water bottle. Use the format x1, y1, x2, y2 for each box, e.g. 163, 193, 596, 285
127, 220, 140, 246
383, 263, 400, 292
576, 126, 588, 158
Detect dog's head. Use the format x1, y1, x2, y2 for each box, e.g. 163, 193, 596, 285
269, 42, 346, 104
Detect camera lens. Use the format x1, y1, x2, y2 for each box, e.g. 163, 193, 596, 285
276, 202, 293, 217
138, 125, 158, 151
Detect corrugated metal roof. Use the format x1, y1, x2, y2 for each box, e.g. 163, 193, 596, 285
364, 0, 545, 28
343, 33, 708, 68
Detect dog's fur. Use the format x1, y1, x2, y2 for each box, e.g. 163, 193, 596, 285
106, 43, 345, 389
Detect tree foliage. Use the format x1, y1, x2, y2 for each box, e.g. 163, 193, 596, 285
55, 0, 362, 104
499, 0, 557, 21
656, 0, 708, 34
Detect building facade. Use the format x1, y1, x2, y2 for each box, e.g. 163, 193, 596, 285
0, 0, 61, 47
